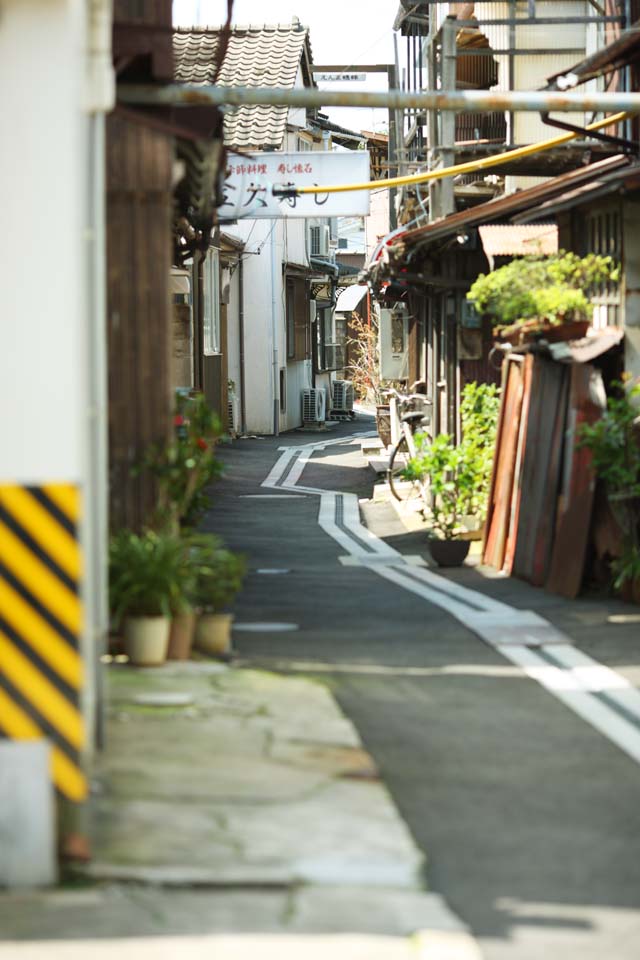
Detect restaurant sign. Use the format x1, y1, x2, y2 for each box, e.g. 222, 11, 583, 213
219, 150, 370, 220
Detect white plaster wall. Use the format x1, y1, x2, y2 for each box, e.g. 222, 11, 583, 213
232, 219, 276, 434
222, 127, 318, 435
287, 65, 308, 130
0, 0, 89, 483
366, 189, 391, 262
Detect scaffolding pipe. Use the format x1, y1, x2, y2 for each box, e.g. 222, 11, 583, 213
119, 82, 640, 114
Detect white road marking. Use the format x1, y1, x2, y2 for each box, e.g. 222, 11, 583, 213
239, 494, 307, 499
259, 433, 640, 766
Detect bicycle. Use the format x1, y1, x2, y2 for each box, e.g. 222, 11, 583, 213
385, 383, 433, 506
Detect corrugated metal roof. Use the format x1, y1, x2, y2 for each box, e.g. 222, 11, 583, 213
513, 161, 640, 223
392, 155, 631, 254
173, 23, 312, 151
478, 224, 558, 257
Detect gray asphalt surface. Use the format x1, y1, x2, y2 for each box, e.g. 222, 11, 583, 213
206, 415, 640, 959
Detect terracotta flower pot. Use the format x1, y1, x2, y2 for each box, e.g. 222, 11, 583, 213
194, 612, 234, 659
428, 539, 471, 568
495, 319, 590, 347
123, 616, 170, 666
167, 611, 196, 660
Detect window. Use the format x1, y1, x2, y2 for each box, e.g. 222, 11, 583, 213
203, 248, 220, 354
285, 273, 310, 361
316, 305, 344, 371
279, 368, 287, 413
586, 207, 621, 328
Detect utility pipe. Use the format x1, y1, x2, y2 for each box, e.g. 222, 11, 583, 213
238, 257, 247, 436
270, 225, 280, 437
293, 110, 629, 196
119, 82, 640, 114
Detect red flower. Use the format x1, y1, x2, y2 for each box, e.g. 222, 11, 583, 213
174, 414, 185, 427
196, 437, 208, 451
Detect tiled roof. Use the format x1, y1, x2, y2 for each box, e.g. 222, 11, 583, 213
478, 224, 558, 258
173, 23, 312, 151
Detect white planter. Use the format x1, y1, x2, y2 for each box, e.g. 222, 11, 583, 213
123, 616, 170, 666
194, 613, 234, 658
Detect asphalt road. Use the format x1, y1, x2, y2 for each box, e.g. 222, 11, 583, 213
207, 416, 640, 960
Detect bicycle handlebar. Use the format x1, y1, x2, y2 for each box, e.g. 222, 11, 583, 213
381, 389, 433, 406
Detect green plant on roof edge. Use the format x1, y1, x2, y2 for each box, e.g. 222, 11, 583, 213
466, 250, 619, 329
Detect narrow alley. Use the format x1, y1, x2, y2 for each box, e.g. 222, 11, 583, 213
208, 413, 640, 960
5, 3, 640, 958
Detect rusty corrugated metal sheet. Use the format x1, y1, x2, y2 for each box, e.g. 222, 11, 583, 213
478, 223, 558, 256
483, 356, 525, 570
546, 364, 606, 598
511, 358, 568, 585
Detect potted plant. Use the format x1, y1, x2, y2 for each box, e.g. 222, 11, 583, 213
404, 433, 476, 566
189, 535, 247, 658
579, 376, 640, 599
109, 529, 191, 666
166, 560, 198, 661
466, 251, 619, 344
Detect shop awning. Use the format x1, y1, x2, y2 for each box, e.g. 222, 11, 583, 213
335, 284, 368, 312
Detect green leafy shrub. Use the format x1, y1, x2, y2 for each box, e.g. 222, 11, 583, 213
466, 251, 618, 329
109, 529, 193, 623
404, 434, 472, 540
187, 533, 247, 612
459, 381, 501, 519
403, 382, 500, 535
579, 378, 640, 590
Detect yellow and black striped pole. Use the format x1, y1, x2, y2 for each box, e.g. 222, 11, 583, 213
0, 484, 87, 805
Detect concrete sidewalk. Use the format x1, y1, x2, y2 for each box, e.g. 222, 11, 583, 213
0, 659, 481, 959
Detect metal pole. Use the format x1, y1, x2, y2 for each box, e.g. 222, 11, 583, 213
119, 83, 640, 114
388, 59, 399, 231
437, 17, 457, 219
85, 111, 108, 754
270, 225, 280, 437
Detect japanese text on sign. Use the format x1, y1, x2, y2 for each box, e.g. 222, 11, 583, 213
219, 150, 371, 220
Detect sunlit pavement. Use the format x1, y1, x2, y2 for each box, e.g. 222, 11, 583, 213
205, 415, 640, 960
3, 416, 640, 959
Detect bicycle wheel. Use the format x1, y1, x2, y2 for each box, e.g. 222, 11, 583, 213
387, 436, 425, 506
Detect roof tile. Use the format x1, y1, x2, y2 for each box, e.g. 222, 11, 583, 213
173, 24, 311, 150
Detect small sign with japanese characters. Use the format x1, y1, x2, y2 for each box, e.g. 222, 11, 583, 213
315, 73, 366, 82
219, 150, 371, 220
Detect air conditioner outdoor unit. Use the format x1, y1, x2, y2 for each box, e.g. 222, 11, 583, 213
301, 387, 326, 423
332, 379, 354, 413
324, 343, 345, 371
310, 224, 330, 258
227, 393, 239, 435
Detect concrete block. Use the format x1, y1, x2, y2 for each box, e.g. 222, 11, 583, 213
0, 740, 57, 888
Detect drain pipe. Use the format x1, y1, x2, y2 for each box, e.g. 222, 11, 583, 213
270, 224, 280, 436
238, 257, 247, 434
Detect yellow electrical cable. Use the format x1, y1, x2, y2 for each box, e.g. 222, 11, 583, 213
296, 111, 629, 195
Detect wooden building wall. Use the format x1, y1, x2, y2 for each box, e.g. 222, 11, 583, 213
107, 112, 174, 531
